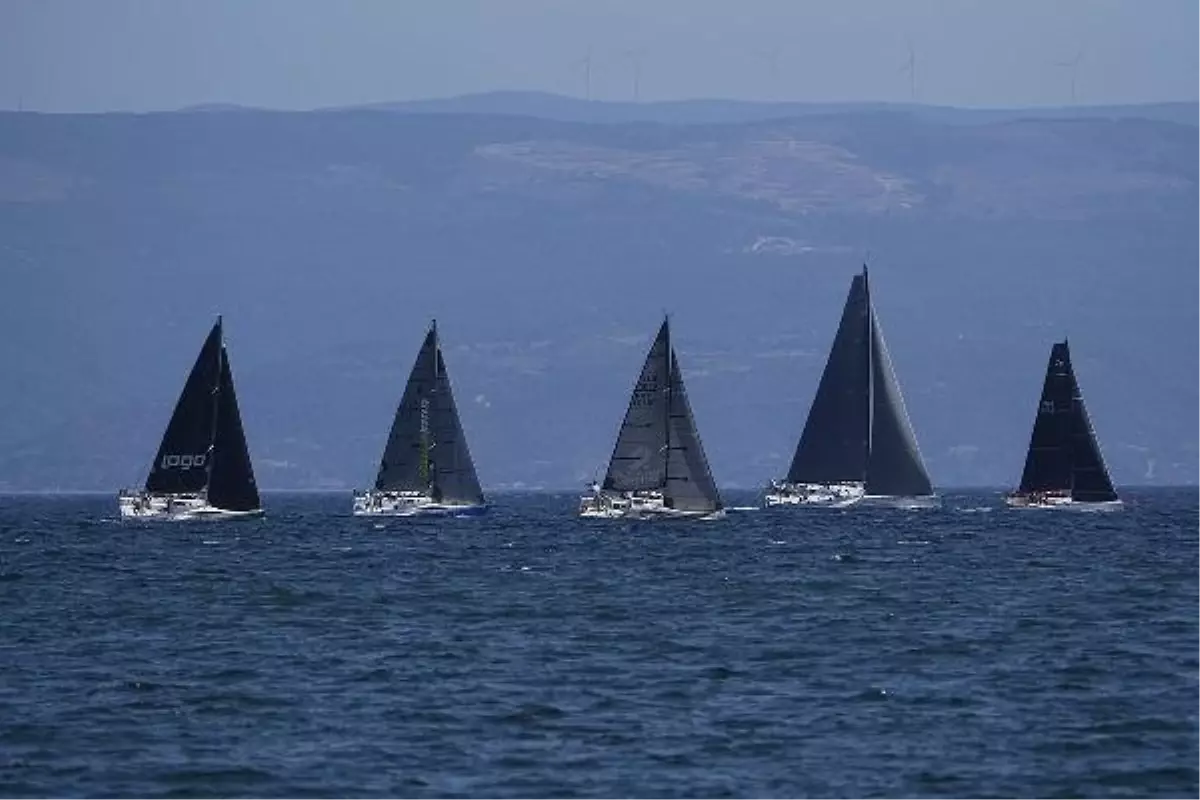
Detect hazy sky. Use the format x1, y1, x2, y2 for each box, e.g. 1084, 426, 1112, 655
1, 0, 1195, 112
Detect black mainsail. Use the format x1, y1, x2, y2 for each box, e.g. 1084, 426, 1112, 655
374, 321, 484, 505
603, 318, 722, 513
1017, 340, 1117, 502
785, 272, 871, 484
783, 266, 933, 497
145, 317, 260, 511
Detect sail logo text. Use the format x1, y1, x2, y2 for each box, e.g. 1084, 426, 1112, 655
161, 453, 206, 469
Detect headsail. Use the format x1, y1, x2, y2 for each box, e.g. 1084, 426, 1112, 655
207, 344, 260, 511
664, 350, 722, 513
864, 302, 934, 497
785, 272, 871, 484
1070, 379, 1117, 502
1017, 341, 1075, 493
374, 321, 484, 504
429, 340, 485, 505
602, 320, 670, 493
145, 320, 222, 495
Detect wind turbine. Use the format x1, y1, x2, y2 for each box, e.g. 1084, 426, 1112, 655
571, 45, 594, 100
897, 37, 917, 102
1054, 47, 1084, 104
621, 48, 647, 102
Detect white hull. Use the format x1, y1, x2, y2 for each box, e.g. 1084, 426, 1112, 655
352, 490, 486, 518
763, 481, 865, 509
1005, 493, 1123, 511
118, 491, 262, 521
578, 489, 724, 521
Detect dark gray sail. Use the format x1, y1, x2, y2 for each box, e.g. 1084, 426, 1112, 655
207, 346, 260, 512
1070, 384, 1117, 502
429, 345, 485, 505
1018, 341, 1117, 502
145, 321, 222, 495
374, 322, 484, 504
603, 320, 670, 492
864, 304, 934, 497
785, 273, 871, 483
1017, 342, 1075, 493
664, 351, 722, 513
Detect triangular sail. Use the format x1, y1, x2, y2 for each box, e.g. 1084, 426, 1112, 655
664, 350, 722, 513
207, 346, 260, 511
1071, 391, 1118, 501
785, 273, 871, 483
1064, 344, 1118, 502
603, 320, 670, 492
374, 323, 483, 503
145, 321, 222, 495
375, 328, 439, 492
1017, 342, 1075, 493
429, 344, 485, 505
864, 306, 934, 497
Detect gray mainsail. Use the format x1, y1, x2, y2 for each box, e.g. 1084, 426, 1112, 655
785, 273, 871, 483
603, 320, 670, 492
864, 305, 933, 497
374, 321, 484, 504
665, 350, 723, 513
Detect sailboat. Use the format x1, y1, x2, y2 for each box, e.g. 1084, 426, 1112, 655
1006, 340, 1121, 510
764, 265, 937, 509
579, 317, 724, 520
353, 320, 486, 517
118, 317, 262, 520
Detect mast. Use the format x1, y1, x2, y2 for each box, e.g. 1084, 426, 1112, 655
205, 315, 222, 497
426, 319, 437, 494
663, 313, 671, 490
862, 265, 874, 470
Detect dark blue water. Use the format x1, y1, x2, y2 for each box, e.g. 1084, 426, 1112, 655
0, 489, 1195, 798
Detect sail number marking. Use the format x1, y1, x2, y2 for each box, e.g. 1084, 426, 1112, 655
161, 453, 207, 469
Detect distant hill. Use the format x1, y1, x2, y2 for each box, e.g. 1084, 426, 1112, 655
0, 103, 1195, 491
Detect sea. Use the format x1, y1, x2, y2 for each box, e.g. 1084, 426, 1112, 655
0, 489, 1196, 798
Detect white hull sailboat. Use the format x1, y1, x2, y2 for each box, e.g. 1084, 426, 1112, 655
762, 480, 865, 508
765, 265, 938, 510
355, 320, 487, 519
118, 317, 263, 521
578, 487, 726, 520
1005, 340, 1122, 511
580, 317, 724, 521
352, 490, 486, 517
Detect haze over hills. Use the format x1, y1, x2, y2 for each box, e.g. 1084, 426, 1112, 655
323, 91, 1200, 127
0, 97, 1195, 492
